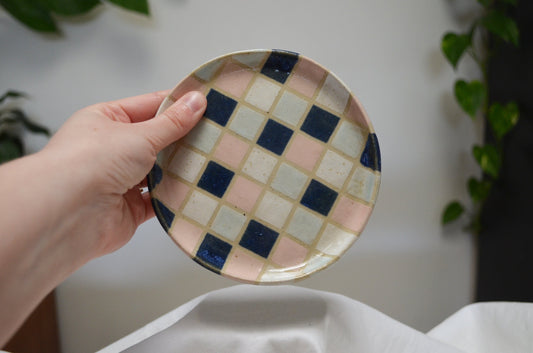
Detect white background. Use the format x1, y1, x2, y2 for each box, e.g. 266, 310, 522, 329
0, 1, 482, 352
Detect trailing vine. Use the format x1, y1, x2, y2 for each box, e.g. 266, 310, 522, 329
441, 0, 521, 233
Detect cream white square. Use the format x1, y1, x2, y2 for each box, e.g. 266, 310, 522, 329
271, 163, 308, 199
168, 147, 206, 183
229, 105, 266, 141
245, 76, 281, 112
211, 205, 247, 241
272, 91, 309, 126
347, 167, 379, 203
316, 223, 357, 256
332, 121, 365, 158
183, 119, 222, 153
303, 255, 332, 275
255, 191, 293, 229
233, 52, 267, 69
195, 60, 223, 81
242, 147, 278, 183
286, 207, 323, 244
316, 150, 354, 189
316, 74, 350, 114
182, 191, 218, 225
260, 266, 300, 282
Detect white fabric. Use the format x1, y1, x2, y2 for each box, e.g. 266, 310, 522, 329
97, 285, 533, 353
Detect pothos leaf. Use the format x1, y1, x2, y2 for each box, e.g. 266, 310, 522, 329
442, 201, 465, 224
481, 10, 519, 46
488, 101, 519, 140
441, 32, 471, 69
0, 0, 57, 32
467, 177, 492, 203
473, 144, 501, 179
454, 80, 486, 118
41, 0, 101, 16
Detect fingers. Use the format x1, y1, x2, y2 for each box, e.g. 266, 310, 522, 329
101, 90, 171, 123
140, 91, 207, 152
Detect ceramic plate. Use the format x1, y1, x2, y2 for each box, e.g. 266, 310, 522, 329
148, 49, 381, 284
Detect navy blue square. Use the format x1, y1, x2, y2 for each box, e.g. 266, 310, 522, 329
300, 105, 340, 143
256, 119, 294, 155
360, 133, 381, 172
261, 50, 299, 84
239, 220, 279, 258
197, 161, 234, 198
204, 89, 237, 126
153, 199, 175, 232
196, 233, 232, 271
301, 179, 338, 216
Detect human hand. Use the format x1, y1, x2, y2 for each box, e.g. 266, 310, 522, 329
0, 90, 206, 343
43, 91, 207, 259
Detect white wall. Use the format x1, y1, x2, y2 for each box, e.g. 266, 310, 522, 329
0, 1, 481, 352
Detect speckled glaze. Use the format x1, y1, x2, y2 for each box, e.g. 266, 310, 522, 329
148, 49, 381, 284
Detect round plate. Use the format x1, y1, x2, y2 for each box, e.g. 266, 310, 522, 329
148, 49, 381, 284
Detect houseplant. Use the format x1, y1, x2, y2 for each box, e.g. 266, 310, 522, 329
440, 0, 520, 233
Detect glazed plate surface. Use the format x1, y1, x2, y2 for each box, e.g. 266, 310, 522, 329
148, 49, 381, 284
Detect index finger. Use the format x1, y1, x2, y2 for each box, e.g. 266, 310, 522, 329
104, 90, 171, 123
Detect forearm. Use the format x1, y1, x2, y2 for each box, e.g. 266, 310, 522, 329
0, 151, 93, 345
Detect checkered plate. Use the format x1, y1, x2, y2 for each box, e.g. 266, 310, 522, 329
148, 49, 381, 284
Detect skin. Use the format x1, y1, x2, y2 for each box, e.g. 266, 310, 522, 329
0, 90, 207, 345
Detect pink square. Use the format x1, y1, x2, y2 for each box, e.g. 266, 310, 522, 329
214, 133, 249, 168
169, 218, 203, 256
346, 96, 371, 128
214, 62, 254, 98
271, 236, 308, 268
285, 133, 324, 171
287, 57, 326, 98
225, 176, 262, 213
331, 196, 372, 232
224, 249, 264, 282
153, 174, 190, 211
169, 76, 206, 101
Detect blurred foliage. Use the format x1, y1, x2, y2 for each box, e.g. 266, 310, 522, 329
0, 0, 149, 33
0, 1, 151, 164
0, 91, 50, 164
441, 0, 521, 233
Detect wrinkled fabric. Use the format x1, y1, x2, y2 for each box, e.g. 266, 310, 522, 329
97, 285, 532, 353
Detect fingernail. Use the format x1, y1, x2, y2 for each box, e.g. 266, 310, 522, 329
182, 91, 205, 113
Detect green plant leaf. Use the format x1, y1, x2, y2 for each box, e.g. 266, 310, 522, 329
488, 101, 519, 140
442, 201, 465, 224
0, 0, 57, 32
441, 32, 471, 68
0, 91, 27, 104
473, 144, 501, 179
501, 0, 517, 6
481, 10, 519, 46
41, 0, 101, 15
6, 109, 51, 136
107, 0, 149, 15
454, 80, 486, 118
467, 177, 492, 203
0, 135, 24, 164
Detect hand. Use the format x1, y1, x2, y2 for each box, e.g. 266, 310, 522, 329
0, 90, 206, 344
43, 90, 207, 259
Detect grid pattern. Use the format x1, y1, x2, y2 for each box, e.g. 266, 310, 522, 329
148, 49, 381, 284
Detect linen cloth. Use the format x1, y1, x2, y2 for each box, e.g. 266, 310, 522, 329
97, 285, 533, 353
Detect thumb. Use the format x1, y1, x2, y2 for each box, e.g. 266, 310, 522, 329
142, 91, 207, 151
